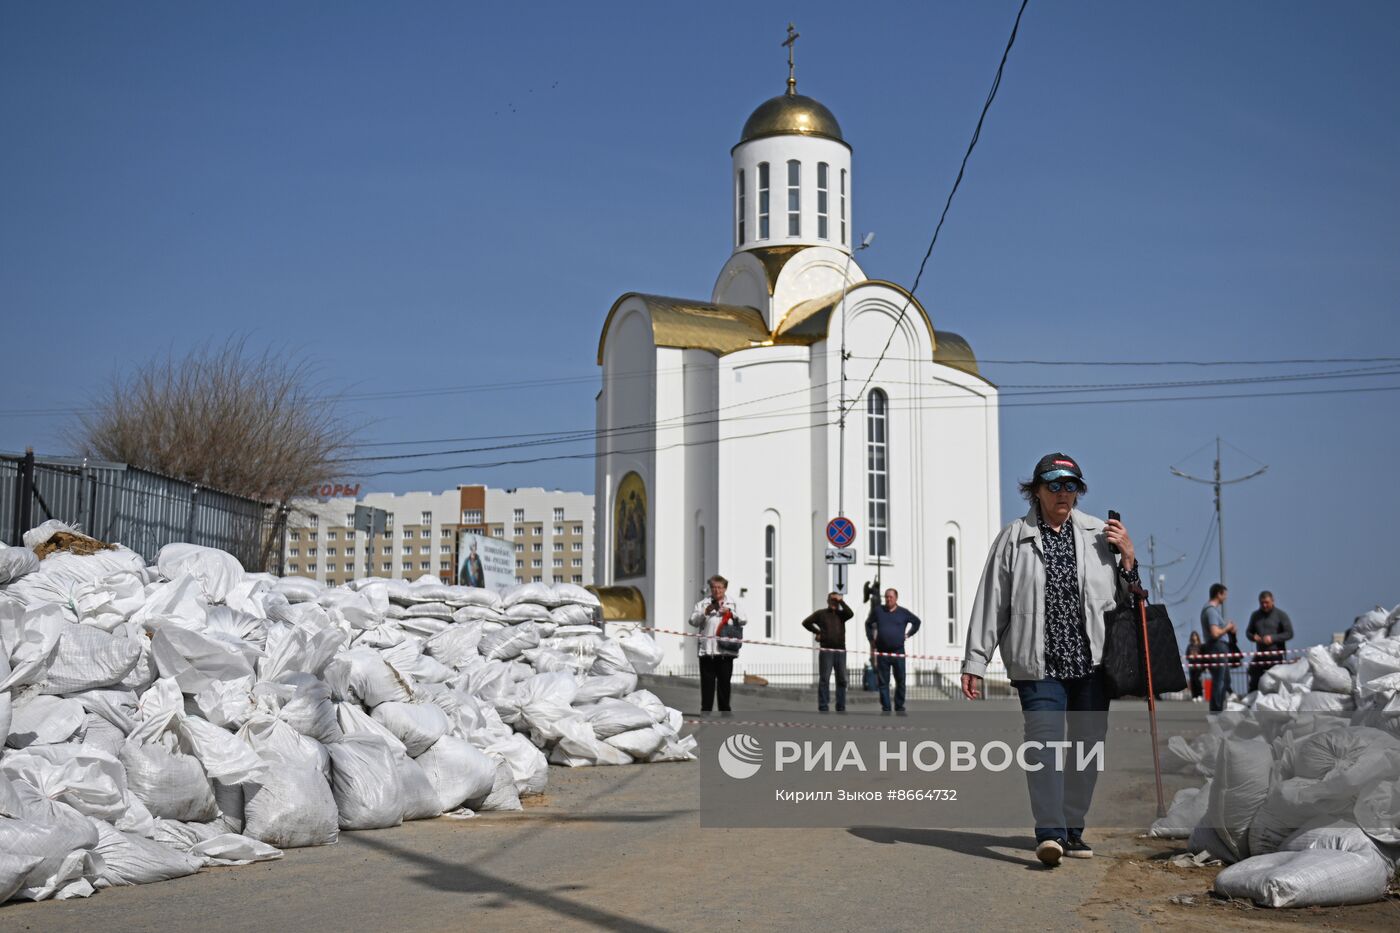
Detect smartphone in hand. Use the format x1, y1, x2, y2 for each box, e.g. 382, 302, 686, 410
1107, 510, 1121, 554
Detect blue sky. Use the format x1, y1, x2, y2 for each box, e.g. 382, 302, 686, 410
3, 1, 1397, 646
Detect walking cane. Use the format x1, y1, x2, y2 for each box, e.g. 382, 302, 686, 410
1135, 584, 1167, 818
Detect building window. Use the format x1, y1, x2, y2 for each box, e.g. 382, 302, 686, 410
345, 530, 355, 540
326, 548, 337, 557
552, 558, 563, 569
758, 162, 770, 239
516, 559, 524, 569
440, 561, 450, 571
786, 160, 800, 236
383, 546, 392, 555
532, 542, 542, 552
514, 543, 525, 553
308, 532, 317, 542
736, 169, 746, 245
442, 528, 453, 538
493, 526, 505, 537
308, 515, 319, 528
420, 529, 431, 538
572, 575, 583, 583
572, 558, 582, 568
572, 524, 583, 535
420, 511, 432, 525
289, 548, 299, 557
532, 559, 542, 569
307, 563, 318, 573
553, 525, 563, 536
553, 507, 564, 522
382, 562, 392, 572
402, 546, 413, 555
552, 542, 564, 552
288, 563, 299, 573
463, 509, 482, 524
532, 527, 542, 537
817, 162, 829, 239
532, 576, 542, 583
867, 390, 889, 560
384, 513, 394, 531
764, 524, 777, 638
289, 531, 300, 542
514, 526, 525, 537
840, 169, 847, 245
946, 536, 960, 644
572, 541, 583, 551
326, 531, 337, 541
420, 562, 431, 571
513, 508, 525, 523
308, 548, 318, 557
345, 513, 355, 526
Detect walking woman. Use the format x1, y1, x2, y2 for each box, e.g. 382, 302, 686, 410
960, 453, 1140, 867
1185, 631, 1206, 702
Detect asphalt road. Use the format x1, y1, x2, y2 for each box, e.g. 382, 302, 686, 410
0, 686, 1253, 933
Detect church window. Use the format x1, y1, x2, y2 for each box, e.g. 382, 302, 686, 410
840, 169, 848, 245
786, 160, 801, 236
764, 524, 777, 638
758, 163, 770, 239
946, 535, 960, 644
817, 162, 829, 239
866, 390, 889, 559
736, 169, 747, 245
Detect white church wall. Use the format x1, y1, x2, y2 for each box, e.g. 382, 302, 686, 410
771, 247, 867, 333
598, 302, 657, 611
714, 345, 815, 668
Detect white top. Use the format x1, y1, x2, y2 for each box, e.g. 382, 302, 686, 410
689, 595, 748, 656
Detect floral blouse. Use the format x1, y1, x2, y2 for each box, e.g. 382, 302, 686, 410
1038, 512, 1140, 680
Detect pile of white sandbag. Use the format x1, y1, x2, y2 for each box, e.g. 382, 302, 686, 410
1153, 603, 1400, 908
0, 522, 693, 904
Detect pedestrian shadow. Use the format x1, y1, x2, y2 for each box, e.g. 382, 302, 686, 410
848, 826, 1044, 869
348, 832, 669, 933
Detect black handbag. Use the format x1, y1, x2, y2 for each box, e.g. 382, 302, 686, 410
715, 610, 743, 656
862, 664, 878, 691
1102, 601, 1188, 699
1226, 630, 1244, 669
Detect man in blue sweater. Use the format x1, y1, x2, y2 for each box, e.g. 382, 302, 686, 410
866, 588, 921, 714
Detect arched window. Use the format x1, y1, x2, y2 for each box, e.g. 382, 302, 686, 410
758, 162, 770, 239
946, 535, 959, 644
816, 162, 829, 239
786, 160, 801, 236
764, 524, 777, 637
736, 170, 746, 246
866, 390, 889, 560
840, 169, 848, 245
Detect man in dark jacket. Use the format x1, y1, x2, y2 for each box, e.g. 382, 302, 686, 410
1246, 590, 1294, 693
866, 588, 921, 713
802, 592, 854, 712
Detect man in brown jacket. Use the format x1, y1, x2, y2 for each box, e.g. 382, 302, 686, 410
802, 592, 854, 712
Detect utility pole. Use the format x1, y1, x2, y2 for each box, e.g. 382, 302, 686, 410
1144, 534, 1184, 604
1170, 436, 1267, 588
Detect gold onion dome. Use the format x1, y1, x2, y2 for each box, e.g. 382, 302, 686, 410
738, 91, 845, 146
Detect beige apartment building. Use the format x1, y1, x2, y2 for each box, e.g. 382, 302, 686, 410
281, 484, 594, 589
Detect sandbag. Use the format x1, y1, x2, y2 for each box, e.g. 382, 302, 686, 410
120, 736, 217, 822
0, 781, 102, 901
327, 734, 404, 830
394, 753, 444, 821
479, 621, 541, 661
476, 732, 549, 796
0, 545, 40, 585
1306, 646, 1353, 694
242, 752, 340, 848
624, 690, 670, 724
502, 582, 563, 608
38, 623, 141, 694
574, 671, 638, 704
605, 724, 668, 759
237, 716, 329, 777
371, 701, 450, 758
1150, 782, 1211, 838
425, 623, 485, 669
155, 543, 243, 603
1213, 849, 1391, 907
548, 603, 596, 627
1258, 658, 1312, 694
335, 702, 408, 756
467, 760, 523, 813
188, 833, 283, 866
1354, 776, 1400, 845
618, 630, 663, 673
1, 745, 129, 821
589, 639, 635, 677
323, 647, 414, 708
414, 735, 497, 812
0, 852, 45, 903
269, 675, 343, 745
7, 694, 85, 748
1204, 738, 1273, 862
90, 819, 203, 886
150, 624, 256, 694
178, 715, 267, 785
578, 698, 655, 739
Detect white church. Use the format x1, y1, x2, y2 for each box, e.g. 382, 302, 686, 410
593, 54, 1001, 672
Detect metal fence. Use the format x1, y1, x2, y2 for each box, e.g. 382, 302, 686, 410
2, 450, 285, 572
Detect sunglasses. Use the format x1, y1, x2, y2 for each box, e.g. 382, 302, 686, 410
1046, 480, 1082, 493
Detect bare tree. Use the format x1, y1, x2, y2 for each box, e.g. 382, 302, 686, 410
70, 341, 356, 503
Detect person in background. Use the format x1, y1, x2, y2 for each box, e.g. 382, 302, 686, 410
1200, 583, 1234, 712
960, 452, 1139, 867
1246, 590, 1294, 694
802, 592, 854, 713
688, 575, 746, 715
866, 588, 921, 714
1185, 630, 1206, 702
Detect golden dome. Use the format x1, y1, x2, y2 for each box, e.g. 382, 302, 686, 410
738, 92, 846, 147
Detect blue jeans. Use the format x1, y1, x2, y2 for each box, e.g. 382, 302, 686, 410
818, 650, 848, 711
1012, 670, 1110, 844
876, 655, 906, 711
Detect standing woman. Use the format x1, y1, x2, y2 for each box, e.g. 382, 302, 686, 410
960, 453, 1140, 868
1185, 631, 1206, 702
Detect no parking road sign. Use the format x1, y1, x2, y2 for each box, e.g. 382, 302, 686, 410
825, 516, 856, 548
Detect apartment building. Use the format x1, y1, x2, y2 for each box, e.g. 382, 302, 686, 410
282, 484, 594, 589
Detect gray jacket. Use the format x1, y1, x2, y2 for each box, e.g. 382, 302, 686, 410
962, 506, 1132, 682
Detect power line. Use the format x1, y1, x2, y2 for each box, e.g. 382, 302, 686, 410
851, 355, 1400, 367
845, 0, 1030, 419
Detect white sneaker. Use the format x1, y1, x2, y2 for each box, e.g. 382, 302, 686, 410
1036, 838, 1064, 867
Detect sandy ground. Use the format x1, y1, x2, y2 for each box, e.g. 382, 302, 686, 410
3, 684, 1397, 932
